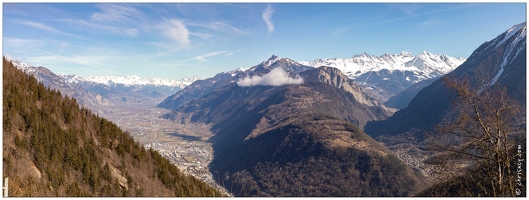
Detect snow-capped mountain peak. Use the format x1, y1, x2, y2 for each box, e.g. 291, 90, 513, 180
8, 58, 39, 74
62, 74, 200, 88
399, 51, 413, 57
494, 22, 526, 48
299, 51, 466, 101
226, 67, 249, 76
300, 51, 466, 81
7, 59, 200, 88
478, 22, 526, 93
262, 54, 282, 66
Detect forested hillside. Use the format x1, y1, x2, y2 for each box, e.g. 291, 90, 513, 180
166, 79, 426, 196
2, 58, 224, 197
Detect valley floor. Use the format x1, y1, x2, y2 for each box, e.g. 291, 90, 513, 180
83, 97, 441, 197
90, 103, 232, 196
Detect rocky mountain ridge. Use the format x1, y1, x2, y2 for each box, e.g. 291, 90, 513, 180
300, 51, 466, 101
164, 70, 423, 196
158, 55, 314, 110
158, 55, 390, 113
364, 22, 526, 179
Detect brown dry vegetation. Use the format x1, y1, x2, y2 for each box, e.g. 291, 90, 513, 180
417, 77, 526, 197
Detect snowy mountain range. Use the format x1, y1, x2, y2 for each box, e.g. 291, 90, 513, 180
365, 21, 526, 163
9, 58, 199, 89
61, 74, 199, 88
8, 58, 200, 116
159, 51, 466, 110
300, 51, 466, 102
300, 51, 465, 81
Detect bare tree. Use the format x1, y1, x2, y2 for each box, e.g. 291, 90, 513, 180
428, 77, 523, 197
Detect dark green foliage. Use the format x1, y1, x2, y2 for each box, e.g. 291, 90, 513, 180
2, 58, 223, 197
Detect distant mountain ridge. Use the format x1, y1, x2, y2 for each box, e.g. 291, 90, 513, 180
157, 55, 314, 110
158, 55, 396, 113
159, 51, 465, 111
300, 51, 466, 101
61, 74, 199, 88
384, 77, 440, 109
299, 51, 465, 81
8, 59, 199, 114
10, 59, 199, 88
364, 22, 526, 169
8, 59, 104, 108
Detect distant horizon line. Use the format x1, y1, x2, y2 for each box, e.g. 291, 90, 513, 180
5, 49, 468, 79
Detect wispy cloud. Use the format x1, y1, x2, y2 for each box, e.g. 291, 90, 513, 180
91, 4, 145, 24
262, 4, 274, 33
19, 46, 154, 76
27, 54, 104, 70
4, 37, 42, 49
375, 5, 466, 25
19, 20, 86, 39
389, 4, 423, 16
58, 18, 139, 37
221, 3, 260, 12
157, 19, 246, 50
4, 37, 74, 56
419, 19, 449, 27
189, 32, 213, 40
160, 19, 190, 47
177, 50, 233, 63
187, 21, 248, 35
195, 51, 229, 61
20, 21, 56, 32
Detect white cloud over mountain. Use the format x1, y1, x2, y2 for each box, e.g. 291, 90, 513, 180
237, 68, 303, 87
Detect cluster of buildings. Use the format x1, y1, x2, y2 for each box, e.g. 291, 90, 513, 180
107, 107, 231, 195
395, 153, 437, 176
144, 141, 231, 196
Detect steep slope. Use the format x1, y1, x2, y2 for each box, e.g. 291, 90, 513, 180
2, 58, 224, 197
170, 66, 391, 130
165, 67, 424, 196
157, 55, 313, 110
364, 22, 526, 174
300, 51, 466, 102
366, 22, 526, 140
301, 66, 383, 108
384, 77, 439, 109
9, 59, 104, 107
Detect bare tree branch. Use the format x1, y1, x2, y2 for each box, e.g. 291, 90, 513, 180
427, 77, 523, 197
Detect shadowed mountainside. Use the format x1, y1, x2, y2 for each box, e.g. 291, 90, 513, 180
163, 66, 426, 196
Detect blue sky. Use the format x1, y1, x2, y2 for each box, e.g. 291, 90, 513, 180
2, 3, 526, 79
